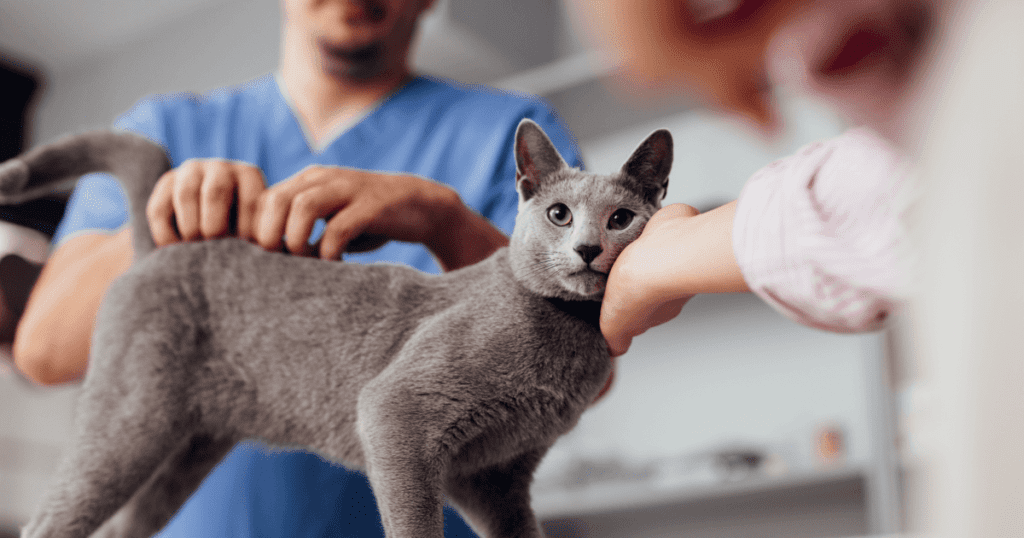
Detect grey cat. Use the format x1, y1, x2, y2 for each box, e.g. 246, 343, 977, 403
0, 119, 672, 538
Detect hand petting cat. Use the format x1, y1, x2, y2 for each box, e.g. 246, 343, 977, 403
147, 159, 265, 247
147, 160, 508, 271
600, 201, 749, 357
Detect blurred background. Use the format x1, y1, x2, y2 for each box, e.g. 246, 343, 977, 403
0, 0, 905, 536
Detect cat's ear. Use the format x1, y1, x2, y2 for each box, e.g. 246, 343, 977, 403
515, 119, 568, 201
621, 129, 672, 204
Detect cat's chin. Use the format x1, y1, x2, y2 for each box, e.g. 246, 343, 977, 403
559, 270, 607, 301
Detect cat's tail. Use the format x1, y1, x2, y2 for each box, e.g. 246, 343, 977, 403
0, 130, 171, 257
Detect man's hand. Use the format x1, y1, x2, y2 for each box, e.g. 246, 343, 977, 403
600, 201, 749, 357
147, 159, 266, 246
252, 165, 462, 260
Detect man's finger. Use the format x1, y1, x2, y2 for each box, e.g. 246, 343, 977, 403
198, 163, 236, 239
235, 166, 265, 241
319, 204, 378, 260
147, 171, 181, 247
283, 185, 344, 256
171, 161, 204, 241
253, 187, 292, 252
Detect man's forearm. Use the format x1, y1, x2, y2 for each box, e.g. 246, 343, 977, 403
426, 192, 509, 272
13, 229, 132, 384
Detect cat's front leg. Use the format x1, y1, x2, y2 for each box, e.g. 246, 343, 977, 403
357, 375, 447, 538
444, 448, 548, 538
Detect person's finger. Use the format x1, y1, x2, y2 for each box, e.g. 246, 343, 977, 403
146, 170, 181, 247
253, 186, 292, 252
198, 162, 236, 240
318, 203, 379, 260
170, 160, 204, 241
592, 358, 617, 404
235, 166, 265, 241
254, 167, 335, 252
657, 203, 701, 220
651, 296, 691, 326
283, 184, 347, 256
607, 334, 633, 358
601, 297, 639, 358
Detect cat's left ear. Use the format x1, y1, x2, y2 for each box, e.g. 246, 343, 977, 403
515, 119, 568, 201
621, 129, 672, 205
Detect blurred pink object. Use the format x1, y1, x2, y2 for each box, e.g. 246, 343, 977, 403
733, 127, 912, 332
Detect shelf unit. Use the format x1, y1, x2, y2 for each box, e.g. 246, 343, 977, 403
536, 467, 874, 538
534, 466, 868, 520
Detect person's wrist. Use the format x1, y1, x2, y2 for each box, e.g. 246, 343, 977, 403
421, 182, 469, 270
657, 204, 747, 295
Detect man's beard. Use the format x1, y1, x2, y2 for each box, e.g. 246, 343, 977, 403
319, 41, 389, 81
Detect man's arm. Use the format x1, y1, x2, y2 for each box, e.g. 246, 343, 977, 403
249, 166, 509, 271
13, 228, 132, 384
420, 188, 509, 272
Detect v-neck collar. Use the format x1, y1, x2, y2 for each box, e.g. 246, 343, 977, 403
272, 72, 418, 155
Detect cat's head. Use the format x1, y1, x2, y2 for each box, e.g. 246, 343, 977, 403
509, 119, 672, 301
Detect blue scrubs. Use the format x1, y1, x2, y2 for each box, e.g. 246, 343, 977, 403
54, 74, 582, 537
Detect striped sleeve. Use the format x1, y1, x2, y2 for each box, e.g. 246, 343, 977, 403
732, 127, 914, 332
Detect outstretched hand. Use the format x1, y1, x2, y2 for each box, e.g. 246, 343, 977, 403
600, 203, 701, 357
600, 201, 748, 357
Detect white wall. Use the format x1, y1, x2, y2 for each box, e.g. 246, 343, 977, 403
579, 91, 848, 209
541, 294, 880, 474
31, 0, 280, 143
1, 3, 282, 524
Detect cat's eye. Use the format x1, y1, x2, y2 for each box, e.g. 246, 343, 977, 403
547, 204, 572, 226
608, 208, 635, 230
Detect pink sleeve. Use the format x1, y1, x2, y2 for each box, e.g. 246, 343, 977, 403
732, 128, 912, 332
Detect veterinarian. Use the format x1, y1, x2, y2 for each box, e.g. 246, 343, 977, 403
13, 0, 581, 536
580, 0, 930, 354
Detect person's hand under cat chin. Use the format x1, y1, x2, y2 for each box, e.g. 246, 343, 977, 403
251, 165, 509, 271
147, 159, 266, 247
600, 202, 749, 357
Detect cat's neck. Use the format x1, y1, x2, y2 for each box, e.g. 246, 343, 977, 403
545, 297, 602, 330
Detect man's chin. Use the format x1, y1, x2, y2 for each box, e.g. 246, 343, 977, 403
319, 41, 387, 81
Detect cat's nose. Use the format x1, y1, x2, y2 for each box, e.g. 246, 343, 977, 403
575, 245, 603, 265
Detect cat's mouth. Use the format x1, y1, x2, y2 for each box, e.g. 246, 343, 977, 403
572, 267, 607, 277
564, 267, 608, 298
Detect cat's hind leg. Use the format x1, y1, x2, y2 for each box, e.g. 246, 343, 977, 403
444, 449, 548, 538
89, 434, 236, 538
22, 274, 207, 538
19, 384, 196, 538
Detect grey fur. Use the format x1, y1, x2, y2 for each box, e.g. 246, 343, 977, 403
4, 120, 672, 538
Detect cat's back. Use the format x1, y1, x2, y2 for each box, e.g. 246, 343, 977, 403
108, 238, 462, 371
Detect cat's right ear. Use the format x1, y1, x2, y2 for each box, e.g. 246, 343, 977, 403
621, 129, 673, 205
515, 119, 567, 201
